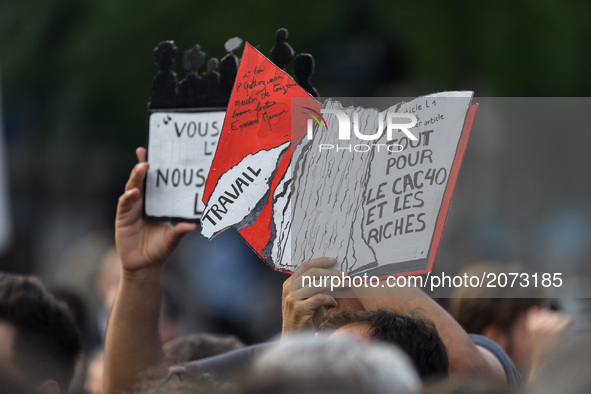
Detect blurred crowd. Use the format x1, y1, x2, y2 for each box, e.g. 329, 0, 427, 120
2, 1, 591, 393
0, 149, 586, 394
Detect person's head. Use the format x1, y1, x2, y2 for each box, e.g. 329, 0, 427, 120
249, 333, 420, 394
450, 262, 548, 375
327, 309, 449, 380
0, 368, 36, 394
163, 333, 244, 365
134, 367, 226, 394
0, 273, 82, 393
452, 297, 545, 374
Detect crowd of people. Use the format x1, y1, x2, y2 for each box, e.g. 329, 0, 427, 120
0, 148, 583, 394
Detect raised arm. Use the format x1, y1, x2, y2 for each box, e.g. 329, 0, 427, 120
104, 148, 196, 394
282, 260, 505, 381
352, 283, 504, 380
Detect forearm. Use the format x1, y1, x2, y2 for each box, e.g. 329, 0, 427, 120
104, 268, 165, 394
353, 284, 494, 378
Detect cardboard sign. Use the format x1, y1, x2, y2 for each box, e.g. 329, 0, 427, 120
199, 42, 476, 276
201, 43, 318, 259
144, 110, 224, 221
287, 94, 477, 276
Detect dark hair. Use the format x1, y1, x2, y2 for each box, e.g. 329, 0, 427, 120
451, 297, 546, 335
450, 262, 548, 336
0, 273, 82, 391
331, 309, 449, 380
163, 333, 244, 365
135, 367, 226, 394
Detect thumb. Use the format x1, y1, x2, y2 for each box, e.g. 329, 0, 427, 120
164, 223, 197, 252
307, 294, 338, 310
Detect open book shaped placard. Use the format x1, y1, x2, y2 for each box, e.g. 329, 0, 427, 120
200, 43, 477, 277
286, 94, 477, 277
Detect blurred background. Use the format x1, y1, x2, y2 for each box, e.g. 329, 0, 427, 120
0, 0, 590, 350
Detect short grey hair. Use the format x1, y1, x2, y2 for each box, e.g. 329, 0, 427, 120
251, 333, 420, 394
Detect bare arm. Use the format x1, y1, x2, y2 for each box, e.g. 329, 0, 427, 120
104, 148, 196, 394
282, 261, 505, 381
353, 285, 504, 380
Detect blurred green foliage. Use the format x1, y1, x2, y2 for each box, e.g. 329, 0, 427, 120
0, 0, 591, 149
2, 0, 590, 153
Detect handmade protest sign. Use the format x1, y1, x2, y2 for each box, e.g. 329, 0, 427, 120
200, 43, 319, 256
288, 94, 477, 276
144, 110, 224, 221
200, 41, 476, 277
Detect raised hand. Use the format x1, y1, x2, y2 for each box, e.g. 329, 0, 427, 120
281, 257, 344, 335
115, 147, 196, 273
106, 148, 197, 394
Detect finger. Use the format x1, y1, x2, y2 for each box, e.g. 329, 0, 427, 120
125, 162, 149, 193
174, 222, 198, 235
293, 257, 338, 281
528, 305, 540, 315
295, 294, 337, 315
291, 268, 346, 293
290, 287, 325, 300
291, 278, 346, 299
312, 306, 325, 328
163, 222, 197, 252
308, 293, 338, 309
283, 294, 336, 334
310, 294, 338, 327
116, 188, 141, 218
282, 277, 292, 297
136, 147, 147, 163
546, 311, 572, 330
